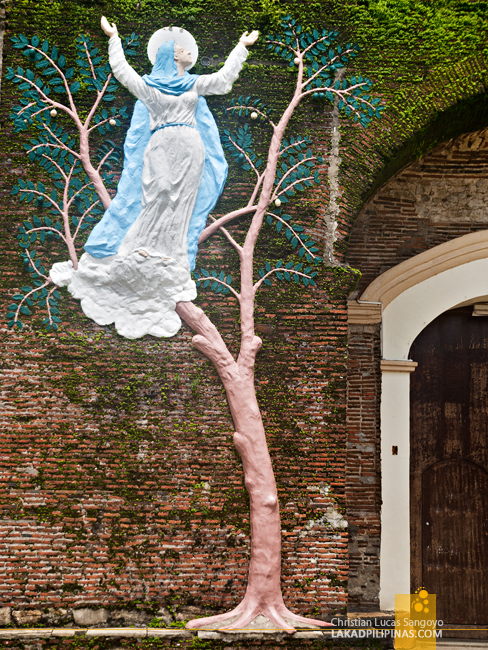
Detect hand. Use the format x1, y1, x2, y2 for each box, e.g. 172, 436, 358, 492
239, 30, 259, 47
101, 16, 118, 38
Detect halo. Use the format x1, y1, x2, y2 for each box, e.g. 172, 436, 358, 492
147, 27, 198, 70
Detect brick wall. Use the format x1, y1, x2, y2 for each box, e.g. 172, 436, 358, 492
0, 7, 354, 617
3, 0, 488, 625
345, 323, 381, 611
0, 283, 351, 622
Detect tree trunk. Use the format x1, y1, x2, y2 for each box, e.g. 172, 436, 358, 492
176, 302, 331, 631
223, 372, 284, 609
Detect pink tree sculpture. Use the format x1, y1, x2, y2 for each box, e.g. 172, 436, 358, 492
7, 15, 382, 633
176, 17, 382, 632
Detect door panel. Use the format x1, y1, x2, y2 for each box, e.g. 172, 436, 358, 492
410, 307, 488, 627
422, 459, 488, 624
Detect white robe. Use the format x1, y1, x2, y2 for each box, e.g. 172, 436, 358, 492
50, 37, 248, 339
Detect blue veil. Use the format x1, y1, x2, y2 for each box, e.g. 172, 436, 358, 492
84, 40, 228, 270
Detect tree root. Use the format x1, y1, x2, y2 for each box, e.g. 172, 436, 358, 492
186, 599, 333, 634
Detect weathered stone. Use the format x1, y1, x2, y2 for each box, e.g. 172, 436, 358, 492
110, 609, 151, 627
0, 629, 52, 638
147, 629, 193, 637
0, 607, 11, 626
197, 631, 221, 640
154, 606, 173, 626
0, 627, 332, 642
197, 630, 287, 641
174, 605, 204, 621
72, 608, 108, 626
86, 628, 146, 637
12, 610, 43, 626
52, 629, 78, 637
42, 608, 71, 625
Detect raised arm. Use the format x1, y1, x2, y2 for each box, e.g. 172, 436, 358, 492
101, 16, 155, 103
194, 30, 259, 96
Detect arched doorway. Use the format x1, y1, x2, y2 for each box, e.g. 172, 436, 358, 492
346, 125, 488, 613
410, 306, 488, 626
348, 230, 488, 611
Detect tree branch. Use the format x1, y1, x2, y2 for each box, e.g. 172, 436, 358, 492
87, 115, 118, 134
208, 215, 243, 257
248, 173, 265, 207
175, 302, 238, 380
83, 40, 98, 81
279, 138, 309, 158
19, 188, 63, 215
29, 106, 51, 121
15, 40, 80, 116
23, 248, 49, 280
274, 174, 314, 200
253, 267, 313, 294
267, 38, 298, 57
302, 83, 375, 121
44, 284, 59, 328
13, 74, 77, 120
265, 212, 320, 261
12, 280, 52, 326
196, 275, 240, 302
17, 101, 36, 116
30, 43, 79, 116
22, 226, 68, 245
40, 122, 81, 159
301, 34, 333, 57
40, 153, 67, 180
198, 206, 258, 244
60, 165, 79, 269
96, 148, 115, 172
301, 48, 355, 89
272, 155, 315, 198
15, 74, 75, 119
84, 72, 115, 130
66, 180, 95, 211
226, 105, 276, 129
73, 199, 100, 240
223, 134, 260, 179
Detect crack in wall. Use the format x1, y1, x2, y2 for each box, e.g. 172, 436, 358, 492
324, 70, 345, 266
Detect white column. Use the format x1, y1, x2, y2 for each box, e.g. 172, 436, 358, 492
379, 360, 417, 611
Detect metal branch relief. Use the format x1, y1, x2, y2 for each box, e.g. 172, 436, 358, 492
7, 15, 383, 632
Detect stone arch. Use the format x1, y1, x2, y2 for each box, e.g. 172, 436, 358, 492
347, 125, 488, 296
333, 57, 488, 263
361, 89, 488, 209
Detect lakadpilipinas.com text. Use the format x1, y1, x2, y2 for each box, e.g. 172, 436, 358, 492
330, 618, 444, 639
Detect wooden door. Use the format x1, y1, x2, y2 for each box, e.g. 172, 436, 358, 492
410, 306, 488, 628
